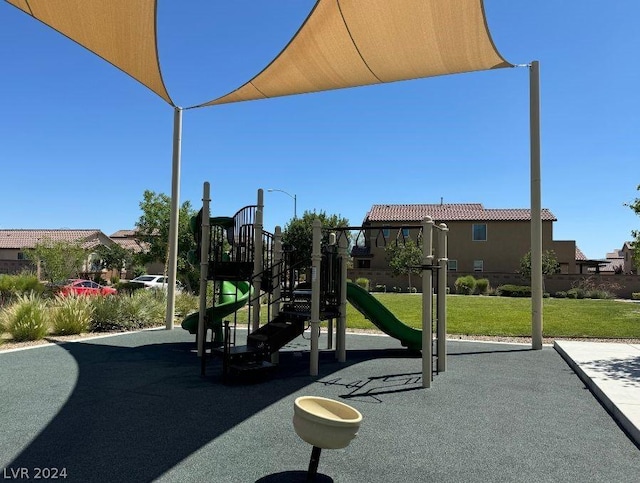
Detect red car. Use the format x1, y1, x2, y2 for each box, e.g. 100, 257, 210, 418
57, 279, 117, 297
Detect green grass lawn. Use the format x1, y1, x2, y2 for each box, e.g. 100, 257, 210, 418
343, 294, 640, 339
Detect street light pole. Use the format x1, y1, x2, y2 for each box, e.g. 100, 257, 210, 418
267, 188, 297, 218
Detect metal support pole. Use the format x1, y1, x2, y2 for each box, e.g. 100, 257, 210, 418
530, 61, 543, 350
421, 217, 434, 388
310, 219, 322, 376
197, 182, 211, 359
273, 226, 283, 317
252, 189, 264, 332
271, 226, 283, 365
166, 107, 182, 330
437, 223, 448, 373
337, 233, 349, 362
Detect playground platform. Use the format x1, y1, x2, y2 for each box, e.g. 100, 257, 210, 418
1, 329, 638, 482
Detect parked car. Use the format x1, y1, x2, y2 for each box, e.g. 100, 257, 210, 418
55, 279, 117, 297
129, 275, 182, 291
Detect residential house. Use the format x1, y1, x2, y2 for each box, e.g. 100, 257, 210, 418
110, 229, 146, 253
0, 228, 164, 280
110, 229, 163, 276
0, 229, 115, 277
599, 249, 625, 274
349, 203, 581, 287
620, 242, 636, 274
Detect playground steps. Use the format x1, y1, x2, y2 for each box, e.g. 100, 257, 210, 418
214, 313, 309, 381
214, 345, 274, 378
246, 313, 308, 353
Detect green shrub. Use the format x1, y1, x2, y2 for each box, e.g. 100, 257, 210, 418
632, 292, 640, 300
475, 278, 490, 294
355, 278, 370, 291
52, 295, 93, 335
119, 291, 165, 329
496, 284, 531, 297
454, 276, 476, 295
175, 291, 199, 317
586, 289, 613, 300
566, 288, 585, 299
131, 266, 146, 278
2, 294, 49, 341
11, 271, 42, 294
90, 295, 125, 331
554, 291, 567, 298
0, 274, 12, 304
0, 271, 43, 304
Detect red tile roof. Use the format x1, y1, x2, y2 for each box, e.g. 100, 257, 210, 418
364, 204, 556, 223
0, 229, 109, 250
110, 229, 138, 238
575, 247, 587, 261
112, 237, 147, 253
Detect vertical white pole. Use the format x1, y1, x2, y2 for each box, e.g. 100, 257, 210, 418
337, 232, 348, 362
421, 217, 434, 388
310, 219, 322, 376
530, 61, 543, 350
252, 189, 264, 332
166, 107, 182, 330
197, 182, 211, 358
271, 226, 282, 365
437, 223, 448, 372
273, 226, 283, 317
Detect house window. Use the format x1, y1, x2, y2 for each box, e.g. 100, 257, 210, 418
382, 228, 390, 238
473, 260, 484, 272
17, 252, 25, 260
472, 224, 487, 241
448, 259, 457, 271
357, 259, 371, 269
401, 228, 410, 237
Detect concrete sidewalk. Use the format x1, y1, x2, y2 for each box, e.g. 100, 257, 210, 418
554, 340, 640, 447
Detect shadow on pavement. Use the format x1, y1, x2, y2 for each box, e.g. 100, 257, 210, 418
584, 355, 640, 389
5, 338, 419, 482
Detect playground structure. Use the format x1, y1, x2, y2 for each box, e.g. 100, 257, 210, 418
183, 182, 449, 387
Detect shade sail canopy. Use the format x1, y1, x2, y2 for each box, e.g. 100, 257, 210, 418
198, 0, 512, 107
6, 0, 511, 108
6, 0, 173, 105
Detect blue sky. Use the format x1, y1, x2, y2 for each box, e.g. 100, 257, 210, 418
1, 1, 638, 260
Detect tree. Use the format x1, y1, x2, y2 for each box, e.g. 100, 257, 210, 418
94, 244, 134, 280
281, 210, 350, 268
135, 190, 197, 290
519, 250, 561, 279
625, 184, 640, 272
385, 238, 423, 290
24, 239, 87, 282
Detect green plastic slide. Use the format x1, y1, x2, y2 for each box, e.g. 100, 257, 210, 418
346, 282, 422, 351
181, 281, 252, 345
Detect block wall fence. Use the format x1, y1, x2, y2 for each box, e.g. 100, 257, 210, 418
348, 269, 640, 299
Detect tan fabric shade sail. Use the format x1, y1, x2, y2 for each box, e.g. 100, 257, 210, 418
197, 0, 512, 107
6, 0, 511, 109
6, 0, 173, 105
